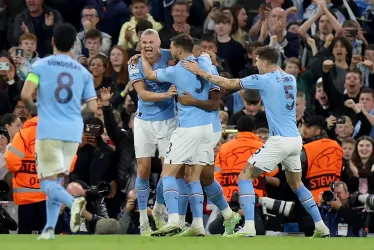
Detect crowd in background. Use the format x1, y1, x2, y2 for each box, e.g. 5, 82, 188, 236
0, 0, 374, 237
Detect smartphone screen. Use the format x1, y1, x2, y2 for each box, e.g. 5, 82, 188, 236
16, 49, 24, 57
213, 1, 220, 9
0, 62, 10, 71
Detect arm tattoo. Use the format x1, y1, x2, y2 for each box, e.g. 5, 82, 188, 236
250, 166, 264, 179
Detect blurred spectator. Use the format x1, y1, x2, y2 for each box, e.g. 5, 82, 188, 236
239, 41, 262, 78
0, 127, 9, 181
72, 5, 112, 59
99, 0, 130, 45
0, 51, 21, 116
0, 113, 21, 141
199, 34, 231, 74
341, 137, 359, 192
12, 98, 31, 123
13, 0, 63, 57
349, 136, 374, 194
229, 4, 248, 47
159, 0, 202, 49
89, 55, 117, 95
228, 89, 268, 129
77, 29, 109, 66
118, 0, 162, 50
0, 0, 6, 50
213, 11, 245, 77
106, 46, 129, 92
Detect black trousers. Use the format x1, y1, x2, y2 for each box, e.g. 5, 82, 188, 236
18, 201, 47, 234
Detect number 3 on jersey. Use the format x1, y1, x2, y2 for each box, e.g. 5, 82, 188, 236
55, 72, 73, 104
284, 85, 295, 110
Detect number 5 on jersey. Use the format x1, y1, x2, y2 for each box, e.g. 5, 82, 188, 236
55, 72, 73, 104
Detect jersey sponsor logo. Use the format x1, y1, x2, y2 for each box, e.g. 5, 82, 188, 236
251, 75, 259, 81
129, 63, 139, 75
307, 174, 339, 190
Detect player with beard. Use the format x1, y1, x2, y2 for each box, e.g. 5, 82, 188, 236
183, 46, 330, 238
128, 29, 178, 235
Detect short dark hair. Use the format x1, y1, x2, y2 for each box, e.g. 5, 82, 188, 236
85, 29, 102, 42
360, 88, 374, 100
213, 11, 231, 24
237, 115, 256, 132
136, 20, 153, 33
242, 90, 261, 104
246, 41, 264, 54
172, 0, 190, 12
1, 113, 18, 127
81, 5, 99, 17
132, 0, 148, 5
304, 115, 326, 131
200, 34, 217, 44
256, 46, 279, 65
330, 36, 352, 58
170, 34, 194, 53
53, 23, 77, 52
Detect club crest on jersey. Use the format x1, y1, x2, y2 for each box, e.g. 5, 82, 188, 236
129, 63, 139, 75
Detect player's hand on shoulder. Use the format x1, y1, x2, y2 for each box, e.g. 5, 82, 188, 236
182, 60, 200, 75
128, 54, 141, 65
177, 91, 195, 105
100, 87, 114, 103
323, 59, 334, 73
167, 85, 178, 98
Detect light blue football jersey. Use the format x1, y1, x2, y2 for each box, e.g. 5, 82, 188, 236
31, 54, 96, 143
155, 55, 211, 128
128, 49, 176, 121
209, 65, 222, 133
240, 70, 300, 137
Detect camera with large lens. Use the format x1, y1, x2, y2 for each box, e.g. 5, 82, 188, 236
349, 192, 374, 211
86, 181, 112, 198
322, 190, 336, 202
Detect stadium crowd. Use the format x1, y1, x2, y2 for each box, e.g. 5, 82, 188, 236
0, 0, 374, 237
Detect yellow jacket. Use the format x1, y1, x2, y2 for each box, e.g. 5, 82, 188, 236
118, 14, 163, 49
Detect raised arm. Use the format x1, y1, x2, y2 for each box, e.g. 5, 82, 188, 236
21, 73, 38, 114
182, 60, 241, 90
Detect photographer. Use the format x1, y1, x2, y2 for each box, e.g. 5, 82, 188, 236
318, 181, 365, 237
117, 187, 163, 234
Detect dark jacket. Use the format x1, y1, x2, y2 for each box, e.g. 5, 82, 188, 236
13, 4, 63, 56
320, 205, 364, 237
102, 104, 135, 192
264, 31, 301, 60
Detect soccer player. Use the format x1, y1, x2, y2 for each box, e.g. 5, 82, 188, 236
128, 29, 178, 235
140, 33, 214, 236
20, 23, 98, 240
182, 45, 330, 237
173, 41, 241, 236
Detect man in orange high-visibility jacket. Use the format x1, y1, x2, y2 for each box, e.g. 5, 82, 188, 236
5, 116, 77, 234
215, 116, 279, 202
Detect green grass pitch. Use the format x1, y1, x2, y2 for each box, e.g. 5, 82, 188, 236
1, 235, 373, 250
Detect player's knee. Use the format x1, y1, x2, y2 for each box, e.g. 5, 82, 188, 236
200, 165, 214, 187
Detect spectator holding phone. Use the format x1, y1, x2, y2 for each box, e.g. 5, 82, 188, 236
0, 51, 21, 116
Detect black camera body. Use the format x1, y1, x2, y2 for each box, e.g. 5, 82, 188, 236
86, 181, 112, 198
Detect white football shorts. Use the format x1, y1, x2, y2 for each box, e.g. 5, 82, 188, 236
134, 117, 177, 158
164, 123, 214, 165
248, 136, 303, 172
36, 139, 79, 179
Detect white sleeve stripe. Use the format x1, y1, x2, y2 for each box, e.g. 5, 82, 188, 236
131, 79, 145, 85
85, 96, 97, 102
239, 79, 245, 89
209, 88, 220, 92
